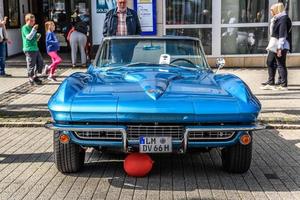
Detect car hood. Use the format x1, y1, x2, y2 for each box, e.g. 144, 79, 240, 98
68, 66, 259, 123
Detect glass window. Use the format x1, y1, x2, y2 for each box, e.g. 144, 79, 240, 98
166, 0, 212, 25
221, 27, 269, 54
292, 26, 300, 53
166, 28, 212, 55
3, 0, 20, 28
282, 0, 300, 21
222, 0, 269, 23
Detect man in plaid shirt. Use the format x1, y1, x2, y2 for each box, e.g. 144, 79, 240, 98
103, 0, 141, 37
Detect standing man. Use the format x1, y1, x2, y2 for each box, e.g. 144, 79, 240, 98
21, 13, 45, 85
0, 17, 12, 77
103, 0, 141, 37
103, 0, 141, 63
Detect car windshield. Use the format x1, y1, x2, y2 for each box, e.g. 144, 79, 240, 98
96, 38, 210, 70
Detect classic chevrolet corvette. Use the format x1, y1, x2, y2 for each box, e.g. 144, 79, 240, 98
46, 36, 263, 174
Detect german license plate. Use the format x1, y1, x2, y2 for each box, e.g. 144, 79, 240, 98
139, 136, 172, 153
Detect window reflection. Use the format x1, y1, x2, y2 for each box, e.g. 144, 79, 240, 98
282, 0, 300, 21
4, 0, 20, 28
166, 0, 212, 25
222, 0, 269, 23
221, 27, 268, 54
292, 26, 300, 53
166, 29, 212, 55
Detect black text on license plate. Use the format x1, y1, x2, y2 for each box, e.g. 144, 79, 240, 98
139, 137, 172, 153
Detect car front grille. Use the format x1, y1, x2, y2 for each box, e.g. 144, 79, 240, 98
127, 125, 185, 140
74, 130, 123, 141
188, 131, 235, 141
73, 126, 236, 142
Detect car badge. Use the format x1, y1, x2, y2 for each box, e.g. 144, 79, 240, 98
147, 89, 163, 94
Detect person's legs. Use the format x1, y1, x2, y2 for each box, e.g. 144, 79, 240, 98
78, 33, 87, 65
36, 51, 45, 76
0, 43, 5, 75
70, 32, 78, 66
276, 50, 288, 88
25, 51, 41, 85
266, 51, 277, 85
25, 52, 37, 78
48, 51, 62, 76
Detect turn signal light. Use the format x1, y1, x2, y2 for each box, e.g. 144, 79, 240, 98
240, 134, 251, 145
59, 134, 70, 144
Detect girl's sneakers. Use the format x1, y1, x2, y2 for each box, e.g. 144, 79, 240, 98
42, 65, 50, 77
47, 76, 57, 82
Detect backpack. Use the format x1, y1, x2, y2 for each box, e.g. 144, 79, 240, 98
74, 21, 88, 35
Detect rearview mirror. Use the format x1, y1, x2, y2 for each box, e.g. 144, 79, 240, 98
215, 58, 225, 73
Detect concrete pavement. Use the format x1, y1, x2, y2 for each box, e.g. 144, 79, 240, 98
0, 67, 299, 125
0, 128, 299, 200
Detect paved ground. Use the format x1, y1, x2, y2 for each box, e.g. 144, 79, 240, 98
0, 67, 299, 124
0, 128, 299, 200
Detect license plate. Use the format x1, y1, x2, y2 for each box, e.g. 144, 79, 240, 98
139, 136, 172, 153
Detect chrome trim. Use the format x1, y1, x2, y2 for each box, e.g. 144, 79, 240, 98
103, 36, 200, 42
74, 131, 123, 140
45, 123, 265, 153
45, 123, 128, 152
127, 125, 184, 140
182, 124, 265, 153
188, 131, 235, 140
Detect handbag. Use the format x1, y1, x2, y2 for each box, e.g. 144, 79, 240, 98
266, 37, 278, 53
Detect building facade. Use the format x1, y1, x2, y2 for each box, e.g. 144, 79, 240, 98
1, 0, 300, 67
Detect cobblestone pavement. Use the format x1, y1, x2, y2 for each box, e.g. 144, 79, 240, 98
0, 128, 299, 200
0, 67, 299, 124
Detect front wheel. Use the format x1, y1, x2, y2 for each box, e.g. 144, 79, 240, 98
221, 133, 252, 173
53, 131, 85, 173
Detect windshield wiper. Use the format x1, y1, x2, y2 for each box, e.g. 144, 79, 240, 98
125, 62, 155, 67
102, 62, 154, 72
102, 63, 206, 73
167, 64, 202, 71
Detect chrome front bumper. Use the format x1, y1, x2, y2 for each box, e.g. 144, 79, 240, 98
45, 123, 265, 153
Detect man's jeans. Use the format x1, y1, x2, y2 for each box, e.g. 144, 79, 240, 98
0, 42, 6, 75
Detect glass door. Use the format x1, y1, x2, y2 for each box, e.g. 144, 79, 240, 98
47, 0, 71, 50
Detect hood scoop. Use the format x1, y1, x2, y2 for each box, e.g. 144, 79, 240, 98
124, 70, 180, 100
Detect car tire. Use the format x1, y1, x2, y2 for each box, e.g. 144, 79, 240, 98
221, 133, 252, 173
54, 131, 85, 173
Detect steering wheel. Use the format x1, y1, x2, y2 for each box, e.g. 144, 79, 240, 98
170, 58, 197, 68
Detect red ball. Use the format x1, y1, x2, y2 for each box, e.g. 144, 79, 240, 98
124, 153, 153, 177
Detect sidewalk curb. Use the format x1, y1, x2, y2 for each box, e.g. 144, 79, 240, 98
265, 124, 300, 130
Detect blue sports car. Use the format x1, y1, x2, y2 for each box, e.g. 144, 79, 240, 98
46, 36, 263, 173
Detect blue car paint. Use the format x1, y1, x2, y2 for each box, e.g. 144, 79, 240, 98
48, 37, 262, 150
48, 65, 260, 124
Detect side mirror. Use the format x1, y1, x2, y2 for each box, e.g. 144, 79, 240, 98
215, 58, 225, 73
